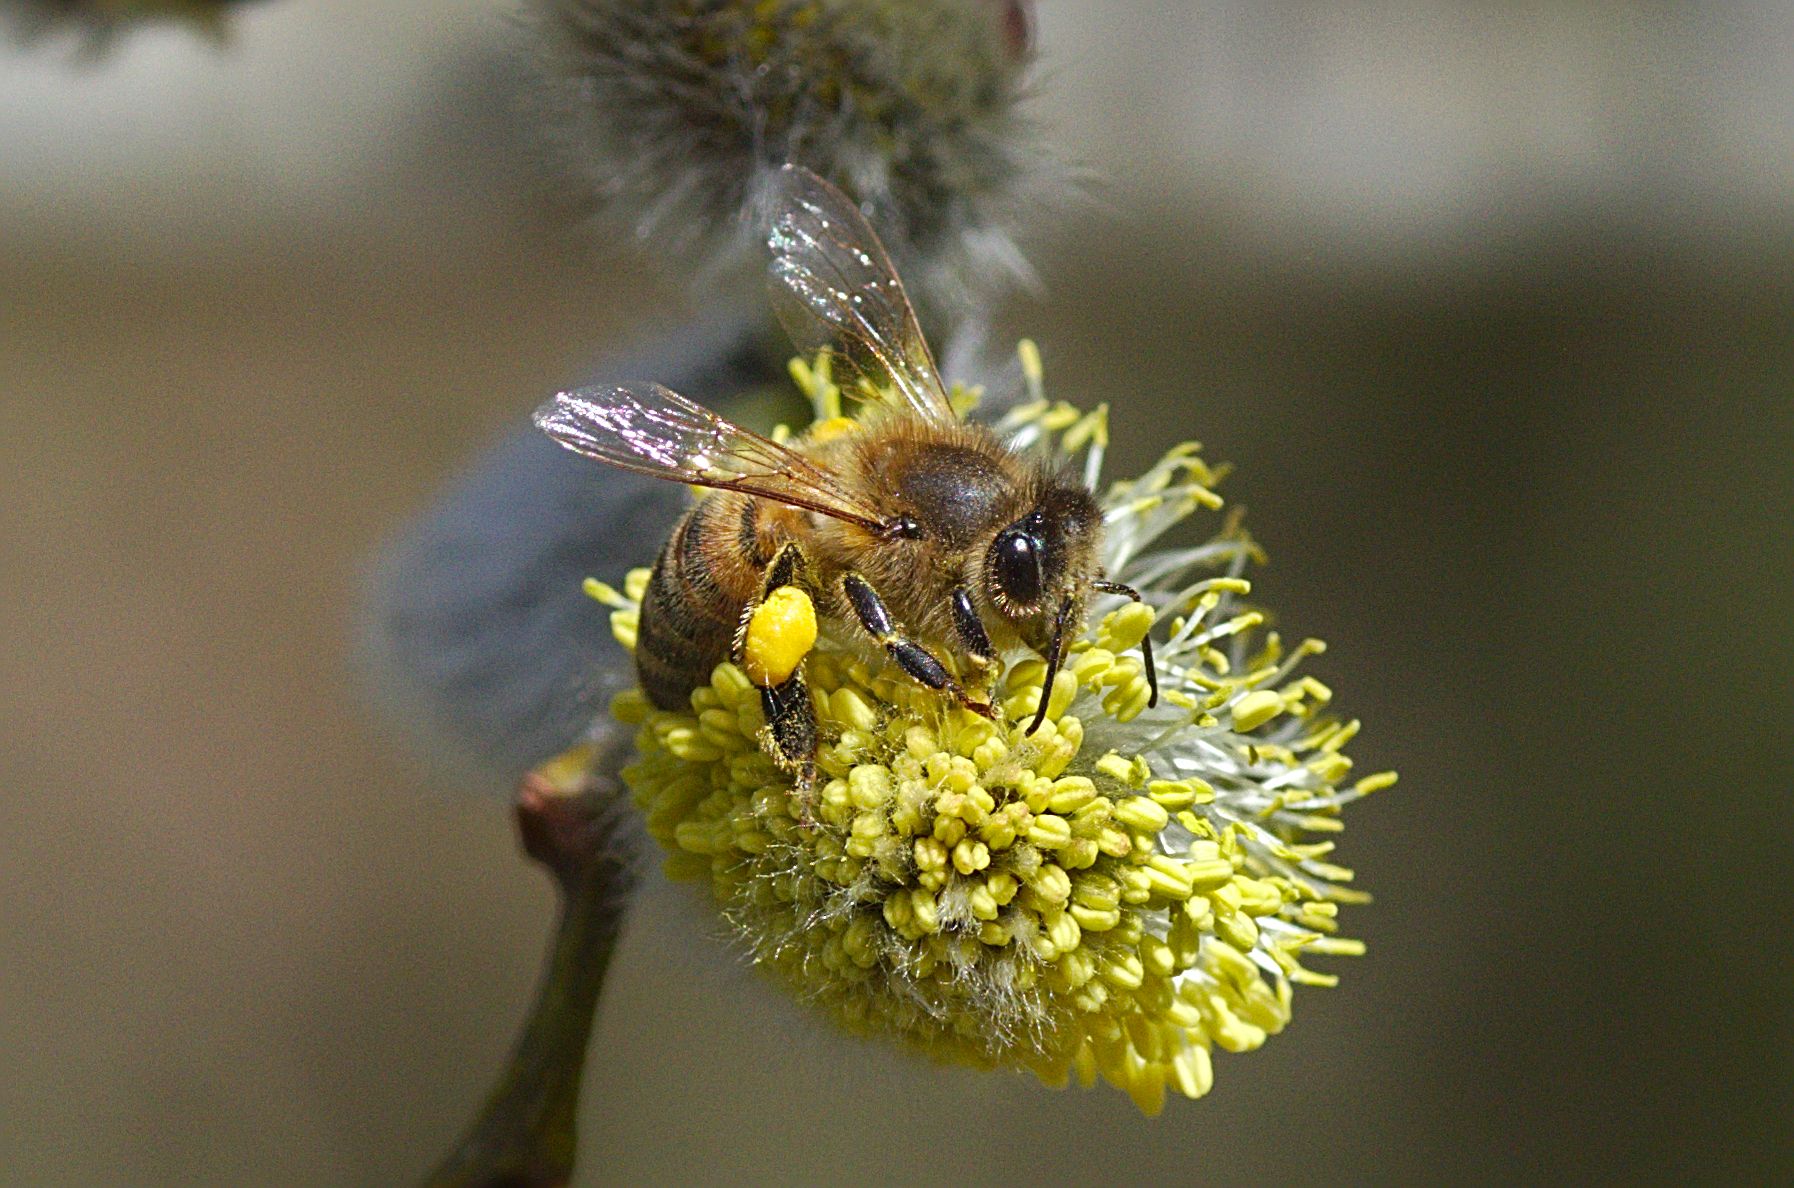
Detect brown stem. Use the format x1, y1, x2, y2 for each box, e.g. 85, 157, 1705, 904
423, 758, 633, 1188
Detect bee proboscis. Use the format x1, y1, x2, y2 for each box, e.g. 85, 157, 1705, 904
536, 164, 1156, 787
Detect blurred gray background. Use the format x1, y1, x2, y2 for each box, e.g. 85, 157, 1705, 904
2, 2, 1788, 1183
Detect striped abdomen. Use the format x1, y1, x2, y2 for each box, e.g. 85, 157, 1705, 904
636, 492, 778, 710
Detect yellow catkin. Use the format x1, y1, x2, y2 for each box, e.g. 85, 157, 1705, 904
574, 360, 1384, 1114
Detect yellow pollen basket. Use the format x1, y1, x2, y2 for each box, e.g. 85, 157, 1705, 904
742, 585, 818, 688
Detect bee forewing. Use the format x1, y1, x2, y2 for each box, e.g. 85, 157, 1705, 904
767, 164, 957, 425
533, 383, 715, 474
534, 382, 886, 528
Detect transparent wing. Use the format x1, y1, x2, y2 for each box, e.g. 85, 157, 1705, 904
534, 383, 887, 529
766, 164, 957, 424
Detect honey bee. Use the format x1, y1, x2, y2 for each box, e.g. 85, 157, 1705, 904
535, 164, 1156, 786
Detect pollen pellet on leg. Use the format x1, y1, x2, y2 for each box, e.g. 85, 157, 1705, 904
742, 585, 818, 688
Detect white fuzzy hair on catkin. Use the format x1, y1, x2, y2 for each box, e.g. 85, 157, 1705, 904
527, 0, 1060, 318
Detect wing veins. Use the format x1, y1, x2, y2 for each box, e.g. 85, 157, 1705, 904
534, 383, 885, 529
767, 166, 954, 424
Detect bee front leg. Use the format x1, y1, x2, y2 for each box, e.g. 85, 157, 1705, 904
735, 542, 821, 799
949, 585, 998, 680
841, 573, 996, 719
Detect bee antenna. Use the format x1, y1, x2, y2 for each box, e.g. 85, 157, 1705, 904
1026, 595, 1074, 736
1091, 579, 1159, 709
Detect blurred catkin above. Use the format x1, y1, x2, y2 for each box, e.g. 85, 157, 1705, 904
0, 0, 248, 44
529, 0, 1054, 313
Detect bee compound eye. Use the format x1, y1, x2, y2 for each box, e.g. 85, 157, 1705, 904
992, 527, 1045, 607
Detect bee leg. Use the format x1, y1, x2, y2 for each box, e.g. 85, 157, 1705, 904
732, 541, 816, 661
737, 542, 821, 818
758, 672, 818, 805
760, 541, 812, 598
841, 573, 997, 719
949, 585, 998, 682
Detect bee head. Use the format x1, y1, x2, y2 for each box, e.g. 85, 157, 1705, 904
984, 484, 1102, 631
985, 482, 1158, 734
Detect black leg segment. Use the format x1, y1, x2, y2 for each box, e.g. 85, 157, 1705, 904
950, 586, 996, 666
840, 571, 995, 719
841, 572, 893, 638
726, 539, 821, 793
759, 671, 818, 790
889, 638, 953, 689
761, 541, 811, 597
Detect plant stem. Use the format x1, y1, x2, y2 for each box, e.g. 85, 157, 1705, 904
424, 761, 633, 1188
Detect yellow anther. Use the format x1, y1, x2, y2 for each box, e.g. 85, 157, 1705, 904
1231, 689, 1284, 732
806, 415, 858, 444
742, 585, 817, 688
1063, 404, 1110, 452
581, 577, 629, 607
951, 838, 991, 875
1100, 601, 1156, 652
1017, 337, 1044, 390
1113, 795, 1170, 833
